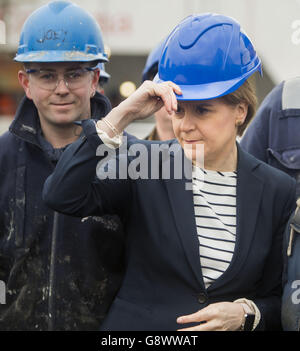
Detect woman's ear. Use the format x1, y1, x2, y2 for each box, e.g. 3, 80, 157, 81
235, 102, 248, 125
18, 70, 33, 100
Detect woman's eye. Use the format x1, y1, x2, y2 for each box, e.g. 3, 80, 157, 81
175, 106, 183, 114
196, 107, 209, 114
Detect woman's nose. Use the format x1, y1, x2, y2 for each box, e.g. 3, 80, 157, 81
180, 113, 196, 133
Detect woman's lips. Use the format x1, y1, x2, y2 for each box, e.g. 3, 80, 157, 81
182, 139, 201, 144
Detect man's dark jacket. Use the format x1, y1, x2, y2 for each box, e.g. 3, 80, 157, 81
240, 78, 300, 198
0, 93, 125, 330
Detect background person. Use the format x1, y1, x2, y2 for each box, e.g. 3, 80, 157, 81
240, 78, 300, 198
282, 198, 300, 331
97, 62, 111, 95
142, 40, 175, 141
240, 79, 300, 331
0, 0, 124, 331
43, 13, 296, 331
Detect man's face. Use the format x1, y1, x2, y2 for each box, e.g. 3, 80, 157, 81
18, 62, 99, 127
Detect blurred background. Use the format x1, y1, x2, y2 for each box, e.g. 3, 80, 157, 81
0, 0, 300, 137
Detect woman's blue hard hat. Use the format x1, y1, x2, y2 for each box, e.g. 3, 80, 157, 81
155, 13, 262, 100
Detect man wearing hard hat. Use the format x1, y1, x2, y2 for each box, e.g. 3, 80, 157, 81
0, 1, 124, 330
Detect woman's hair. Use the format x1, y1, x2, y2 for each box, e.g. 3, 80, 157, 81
220, 76, 257, 137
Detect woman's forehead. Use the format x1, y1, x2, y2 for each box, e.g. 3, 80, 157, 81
177, 99, 217, 107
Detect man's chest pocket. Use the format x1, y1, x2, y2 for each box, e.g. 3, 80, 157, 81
267, 148, 300, 198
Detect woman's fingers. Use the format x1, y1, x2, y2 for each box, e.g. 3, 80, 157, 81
161, 81, 182, 112
177, 308, 210, 325
153, 83, 177, 114
146, 80, 182, 114
119, 80, 182, 122
176, 302, 246, 331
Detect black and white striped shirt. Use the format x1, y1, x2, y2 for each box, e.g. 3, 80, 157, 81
192, 166, 237, 288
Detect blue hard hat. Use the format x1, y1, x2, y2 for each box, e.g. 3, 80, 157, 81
97, 62, 111, 84
14, 1, 107, 63
155, 13, 262, 100
142, 39, 166, 82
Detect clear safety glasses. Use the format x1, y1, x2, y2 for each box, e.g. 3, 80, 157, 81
25, 66, 97, 91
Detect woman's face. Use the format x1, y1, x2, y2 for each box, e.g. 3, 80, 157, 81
172, 98, 247, 170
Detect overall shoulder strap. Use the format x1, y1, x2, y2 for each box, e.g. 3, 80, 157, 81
287, 198, 300, 256
282, 77, 300, 110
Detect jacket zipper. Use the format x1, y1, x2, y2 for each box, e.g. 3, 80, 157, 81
25, 139, 59, 331
48, 211, 59, 331
12, 130, 73, 331
18, 138, 59, 331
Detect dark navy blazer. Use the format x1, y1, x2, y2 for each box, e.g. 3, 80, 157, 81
43, 120, 296, 331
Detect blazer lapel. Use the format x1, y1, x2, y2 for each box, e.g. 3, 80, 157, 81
163, 147, 205, 288
207, 145, 265, 292
163, 143, 265, 292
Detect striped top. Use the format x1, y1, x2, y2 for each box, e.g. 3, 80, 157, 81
192, 166, 237, 289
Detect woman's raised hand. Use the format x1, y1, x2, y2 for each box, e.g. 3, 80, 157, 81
99, 80, 182, 137
117, 80, 182, 122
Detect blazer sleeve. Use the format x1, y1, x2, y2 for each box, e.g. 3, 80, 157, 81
253, 175, 296, 330
42, 119, 131, 219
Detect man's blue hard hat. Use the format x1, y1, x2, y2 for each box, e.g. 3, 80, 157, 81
14, 1, 107, 63
97, 62, 110, 84
155, 13, 262, 100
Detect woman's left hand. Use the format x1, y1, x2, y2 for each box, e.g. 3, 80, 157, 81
177, 302, 245, 331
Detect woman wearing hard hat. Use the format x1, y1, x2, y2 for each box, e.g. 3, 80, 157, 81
43, 13, 296, 331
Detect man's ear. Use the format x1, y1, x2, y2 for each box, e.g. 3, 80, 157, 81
92, 68, 100, 91
18, 70, 33, 100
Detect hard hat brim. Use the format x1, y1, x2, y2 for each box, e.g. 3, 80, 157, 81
14, 50, 108, 63
154, 63, 262, 101
100, 71, 111, 79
